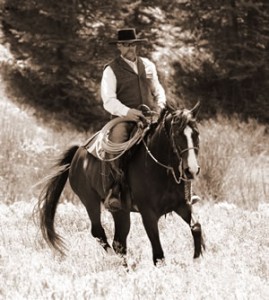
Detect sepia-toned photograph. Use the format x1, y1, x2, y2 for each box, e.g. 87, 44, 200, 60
0, 0, 268, 299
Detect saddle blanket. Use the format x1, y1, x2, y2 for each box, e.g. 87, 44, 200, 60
84, 131, 107, 160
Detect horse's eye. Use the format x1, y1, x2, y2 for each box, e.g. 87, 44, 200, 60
172, 127, 182, 136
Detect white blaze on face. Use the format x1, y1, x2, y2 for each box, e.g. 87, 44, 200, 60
183, 125, 199, 176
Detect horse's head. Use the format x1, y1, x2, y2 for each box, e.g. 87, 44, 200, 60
161, 102, 200, 181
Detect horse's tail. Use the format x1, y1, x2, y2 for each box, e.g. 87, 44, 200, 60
38, 145, 79, 254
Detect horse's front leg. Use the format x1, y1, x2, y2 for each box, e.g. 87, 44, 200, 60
111, 210, 130, 261
141, 210, 164, 265
175, 203, 204, 258
191, 222, 204, 258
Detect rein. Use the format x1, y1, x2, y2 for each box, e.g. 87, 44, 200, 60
142, 139, 185, 184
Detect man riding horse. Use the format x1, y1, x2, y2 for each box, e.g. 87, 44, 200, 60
101, 28, 167, 211
101, 28, 201, 212
37, 28, 204, 264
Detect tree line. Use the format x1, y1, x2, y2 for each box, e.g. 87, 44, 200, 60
1, 0, 268, 129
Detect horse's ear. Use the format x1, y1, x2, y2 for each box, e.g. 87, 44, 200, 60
190, 101, 201, 119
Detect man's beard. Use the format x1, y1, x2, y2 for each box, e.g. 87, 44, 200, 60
124, 49, 137, 61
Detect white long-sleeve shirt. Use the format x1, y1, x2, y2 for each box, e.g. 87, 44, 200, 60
101, 56, 166, 117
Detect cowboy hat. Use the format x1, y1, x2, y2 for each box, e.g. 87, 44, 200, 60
109, 28, 148, 44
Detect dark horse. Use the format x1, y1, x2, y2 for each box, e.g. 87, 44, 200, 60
38, 103, 204, 265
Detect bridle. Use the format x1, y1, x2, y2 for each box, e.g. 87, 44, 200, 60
143, 110, 199, 184
169, 113, 199, 160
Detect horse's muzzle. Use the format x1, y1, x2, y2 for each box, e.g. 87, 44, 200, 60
184, 166, 200, 179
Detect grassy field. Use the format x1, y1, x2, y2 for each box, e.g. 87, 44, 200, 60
0, 74, 268, 299
1, 200, 269, 299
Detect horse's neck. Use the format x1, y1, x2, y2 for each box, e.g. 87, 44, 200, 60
148, 123, 173, 164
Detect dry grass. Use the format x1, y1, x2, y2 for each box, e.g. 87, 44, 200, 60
0, 200, 269, 299
0, 77, 86, 204
195, 116, 268, 209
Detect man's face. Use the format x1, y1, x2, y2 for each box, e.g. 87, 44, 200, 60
117, 43, 137, 61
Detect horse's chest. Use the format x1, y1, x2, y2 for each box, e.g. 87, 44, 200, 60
159, 187, 185, 213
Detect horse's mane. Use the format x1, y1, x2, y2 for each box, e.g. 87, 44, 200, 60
157, 102, 196, 131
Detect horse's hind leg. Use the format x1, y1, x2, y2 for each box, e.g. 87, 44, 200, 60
80, 193, 111, 251
111, 210, 130, 257
175, 203, 204, 258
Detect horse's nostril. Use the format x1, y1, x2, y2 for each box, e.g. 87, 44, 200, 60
184, 168, 194, 179
184, 166, 200, 179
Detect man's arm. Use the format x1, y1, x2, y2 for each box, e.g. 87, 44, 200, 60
101, 66, 129, 117
101, 66, 145, 121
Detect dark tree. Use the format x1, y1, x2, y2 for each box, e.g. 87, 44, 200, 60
171, 0, 269, 121
1, 0, 125, 129
1, 0, 268, 126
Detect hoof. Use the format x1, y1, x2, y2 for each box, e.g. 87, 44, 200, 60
155, 258, 166, 267
191, 195, 201, 205
191, 223, 201, 232
106, 247, 115, 256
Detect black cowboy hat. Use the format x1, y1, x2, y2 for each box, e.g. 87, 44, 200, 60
109, 28, 148, 44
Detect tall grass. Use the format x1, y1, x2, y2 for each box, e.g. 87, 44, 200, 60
195, 116, 268, 209
0, 81, 87, 204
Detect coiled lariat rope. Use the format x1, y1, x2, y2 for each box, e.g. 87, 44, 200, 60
94, 116, 149, 161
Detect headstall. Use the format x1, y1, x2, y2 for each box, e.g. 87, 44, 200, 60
143, 111, 199, 184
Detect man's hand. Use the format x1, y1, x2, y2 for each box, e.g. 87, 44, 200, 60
126, 108, 146, 122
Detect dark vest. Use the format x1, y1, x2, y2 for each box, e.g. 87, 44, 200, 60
108, 56, 155, 110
